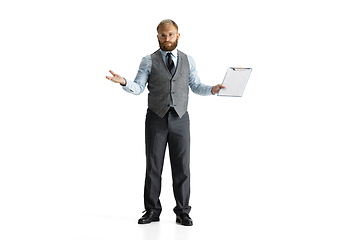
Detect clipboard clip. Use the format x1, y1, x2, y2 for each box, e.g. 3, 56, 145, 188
230, 67, 249, 71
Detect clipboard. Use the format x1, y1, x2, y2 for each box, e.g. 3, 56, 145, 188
218, 67, 252, 97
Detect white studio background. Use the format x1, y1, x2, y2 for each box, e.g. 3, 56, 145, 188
1, 0, 359, 239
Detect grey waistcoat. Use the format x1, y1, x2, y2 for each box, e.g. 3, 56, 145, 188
147, 49, 190, 118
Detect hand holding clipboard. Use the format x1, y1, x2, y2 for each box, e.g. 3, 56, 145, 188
218, 67, 252, 97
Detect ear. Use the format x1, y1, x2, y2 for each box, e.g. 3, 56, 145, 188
177, 33, 180, 40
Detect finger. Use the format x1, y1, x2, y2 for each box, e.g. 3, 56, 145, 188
106, 76, 118, 83
109, 70, 116, 76
107, 78, 119, 83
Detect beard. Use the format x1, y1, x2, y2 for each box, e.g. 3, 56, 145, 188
159, 38, 178, 51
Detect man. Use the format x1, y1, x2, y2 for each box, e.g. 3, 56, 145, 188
106, 19, 224, 226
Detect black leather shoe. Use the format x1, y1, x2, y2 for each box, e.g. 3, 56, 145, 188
176, 213, 193, 226
138, 211, 160, 224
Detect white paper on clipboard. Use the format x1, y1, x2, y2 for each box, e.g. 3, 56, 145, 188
218, 67, 252, 97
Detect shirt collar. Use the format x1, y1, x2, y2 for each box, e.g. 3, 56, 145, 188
159, 48, 178, 58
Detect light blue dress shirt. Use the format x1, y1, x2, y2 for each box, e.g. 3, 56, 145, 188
121, 49, 213, 96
